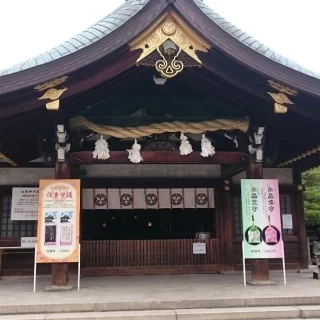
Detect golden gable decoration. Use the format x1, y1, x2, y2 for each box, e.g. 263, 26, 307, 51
130, 12, 210, 79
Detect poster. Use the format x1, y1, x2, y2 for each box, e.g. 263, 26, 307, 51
37, 180, 80, 263
193, 243, 206, 254
241, 179, 283, 259
11, 188, 39, 220
282, 214, 293, 229
21, 237, 37, 248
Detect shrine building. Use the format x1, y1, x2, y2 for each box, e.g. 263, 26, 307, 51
0, 0, 320, 287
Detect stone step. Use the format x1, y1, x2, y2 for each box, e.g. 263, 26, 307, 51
3, 297, 320, 316
2, 306, 320, 320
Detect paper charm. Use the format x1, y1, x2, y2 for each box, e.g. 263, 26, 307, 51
92, 135, 110, 160
224, 133, 238, 148
127, 139, 143, 163
200, 133, 215, 157
179, 133, 193, 155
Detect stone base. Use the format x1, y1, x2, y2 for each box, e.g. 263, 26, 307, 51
45, 285, 74, 292
246, 280, 277, 286
299, 267, 316, 273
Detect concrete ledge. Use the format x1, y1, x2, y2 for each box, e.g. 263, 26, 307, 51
176, 306, 300, 320
3, 297, 320, 316
0, 307, 308, 320
0, 310, 176, 320
298, 305, 320, 318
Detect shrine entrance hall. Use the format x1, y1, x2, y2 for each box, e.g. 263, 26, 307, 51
79, 187, 219, 276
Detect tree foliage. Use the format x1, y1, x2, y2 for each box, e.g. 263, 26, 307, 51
302, 167, 320, 226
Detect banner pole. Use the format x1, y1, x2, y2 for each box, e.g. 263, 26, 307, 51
78, 244, 81, 291
281, 240, 287, 285
33, 244, 37, 292
242, 241, 246, 286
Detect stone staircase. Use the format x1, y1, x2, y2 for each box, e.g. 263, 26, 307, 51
3, 305, 320, 320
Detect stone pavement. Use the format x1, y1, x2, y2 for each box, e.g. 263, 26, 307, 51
0, 272, 320, 315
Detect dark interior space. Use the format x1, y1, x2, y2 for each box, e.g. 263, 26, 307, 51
81, 209, 215, 240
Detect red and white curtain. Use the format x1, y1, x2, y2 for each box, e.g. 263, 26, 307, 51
82, 188, 214, 210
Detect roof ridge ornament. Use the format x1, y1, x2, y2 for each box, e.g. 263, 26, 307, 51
129, 11, 210, 78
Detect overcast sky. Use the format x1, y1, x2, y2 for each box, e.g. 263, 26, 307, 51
0, 0, 319, 74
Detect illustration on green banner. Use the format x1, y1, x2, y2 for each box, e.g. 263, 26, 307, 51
241, 179, 283, 259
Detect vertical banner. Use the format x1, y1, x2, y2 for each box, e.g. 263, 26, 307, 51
241, 179, 283, 259
37, 179, 80, 263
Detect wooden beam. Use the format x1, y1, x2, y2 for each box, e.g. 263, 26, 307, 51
69, 151, 247, 165
246, 158, 270, 282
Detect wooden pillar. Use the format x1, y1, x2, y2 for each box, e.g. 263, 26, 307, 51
246, 158, 270, 281
293, 166, 309, 269
215, 186, 233, 269
222, 180, 234, 271
52, 162, 71, 287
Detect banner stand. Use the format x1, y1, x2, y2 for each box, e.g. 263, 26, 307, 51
78, 244, 81, 291
33, 244, 37, 292
242, 240, 287, 286
281, 240, 287, 285
242, 241, 247, 286
33, 243, 81, 292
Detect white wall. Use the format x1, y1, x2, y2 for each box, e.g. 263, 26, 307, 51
0, 168, 54, 186
81, 164, 221, 178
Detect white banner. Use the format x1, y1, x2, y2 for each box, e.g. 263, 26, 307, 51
11, 188, 39, 220
82, 188, 214, 210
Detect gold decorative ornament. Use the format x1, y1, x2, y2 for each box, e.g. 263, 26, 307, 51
155, 47, 184, 78
297, 185, 303, 191
267, 92, 294, 105
39, 88, 68, 101
267, 80, 298, 114
224, 180, 230, 185
268, 80, 298, 96
70, 116, 249, 139
130, 12, 210, 78
267, 92, 293, 114
274, 103, 287, 114
45, 100, 60, 111
35, 76, 68, 111
34, 76, 68, 92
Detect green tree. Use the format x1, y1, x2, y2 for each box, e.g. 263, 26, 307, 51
302, 167, 320, 226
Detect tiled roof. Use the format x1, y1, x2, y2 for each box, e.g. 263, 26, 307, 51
193, 0, 320, 79
1, 0, 318, 80
0, 0, 149, 77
